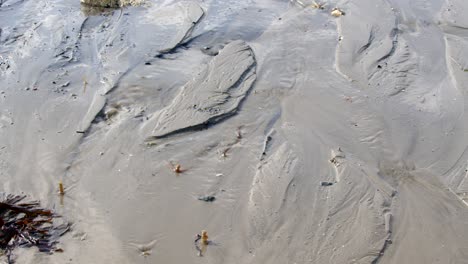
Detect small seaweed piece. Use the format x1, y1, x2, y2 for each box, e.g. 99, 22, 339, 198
198, 196, 216, 202
311, 1, 325, 9
236, 126, 243, 140
201, 231, 209, 245
169, 162, 186, 174
220, 148, 230, 158
194, 230, 210, 257
58, 181, 65, 195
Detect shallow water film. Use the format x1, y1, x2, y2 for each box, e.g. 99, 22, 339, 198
1, 0, 468, 263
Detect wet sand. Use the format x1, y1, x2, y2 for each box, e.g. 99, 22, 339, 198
1, 0, 468, 263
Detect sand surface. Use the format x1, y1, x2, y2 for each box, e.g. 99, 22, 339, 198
1, 0, 468, 263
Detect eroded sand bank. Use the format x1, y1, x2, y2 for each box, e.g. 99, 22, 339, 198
0, 0, 467, 263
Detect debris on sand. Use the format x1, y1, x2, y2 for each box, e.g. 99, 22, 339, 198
58, 181, 65, 195
145, 140, 158, 147
236, 126, 243, 140
194, 230, 210, 256
329, 148, 345, 167
198, 196, 216, 202
311, 1, 326, 9
320, 181, 334, 186
120, 0, 145, 5
169, 162, 186, 174
104, 107, 119, 121
80, 0, 120, 8
220, 148, 230, 158
80, 0, 144, 8
331, 8, 345, 17
201, 230, 209, 245
0, 194, 70, 263
201, 46, 221, 56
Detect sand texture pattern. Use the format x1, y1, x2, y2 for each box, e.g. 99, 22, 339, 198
0, 0, 467, 263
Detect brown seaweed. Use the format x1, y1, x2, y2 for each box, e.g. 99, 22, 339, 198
0, 193, 70, 263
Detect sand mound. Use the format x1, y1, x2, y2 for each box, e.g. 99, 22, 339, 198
148, 40, 256, 138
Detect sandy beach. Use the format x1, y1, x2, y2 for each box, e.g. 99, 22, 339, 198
1, 0, 468, 263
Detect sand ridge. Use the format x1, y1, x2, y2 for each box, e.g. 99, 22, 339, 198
0, 0, 467, 263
